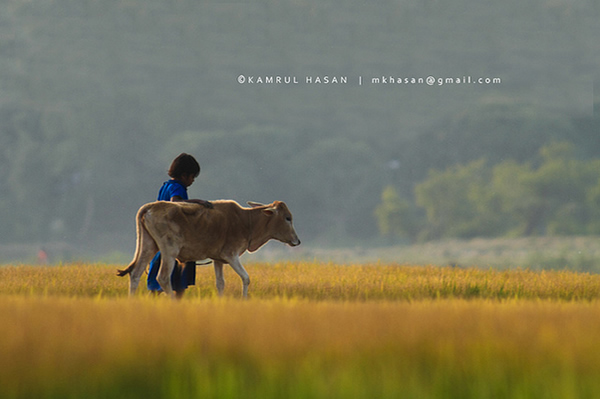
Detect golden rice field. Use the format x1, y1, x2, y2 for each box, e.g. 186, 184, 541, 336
2, 262, 600, 398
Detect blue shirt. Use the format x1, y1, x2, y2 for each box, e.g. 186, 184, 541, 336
157, 179, 188, 201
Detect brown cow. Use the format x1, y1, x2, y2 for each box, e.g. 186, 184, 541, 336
117, 200, 300, 298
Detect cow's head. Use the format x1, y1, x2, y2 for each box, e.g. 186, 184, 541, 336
248, 201, 301, 248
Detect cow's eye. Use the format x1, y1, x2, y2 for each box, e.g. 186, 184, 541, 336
285, 216, 292, 222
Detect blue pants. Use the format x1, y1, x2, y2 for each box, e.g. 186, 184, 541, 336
147, 252, 196, 292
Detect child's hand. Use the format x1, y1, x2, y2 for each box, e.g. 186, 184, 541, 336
184, 199, 214, 209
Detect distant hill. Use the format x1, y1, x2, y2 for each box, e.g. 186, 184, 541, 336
0, 0, 597, 251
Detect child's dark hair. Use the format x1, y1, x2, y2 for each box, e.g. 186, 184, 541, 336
168, 153, 200, 178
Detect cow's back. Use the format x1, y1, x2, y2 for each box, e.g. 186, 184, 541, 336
143, 200, 248, 262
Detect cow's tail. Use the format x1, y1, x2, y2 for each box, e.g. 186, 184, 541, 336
116, 205, 149, 277
116, 264, 134, 277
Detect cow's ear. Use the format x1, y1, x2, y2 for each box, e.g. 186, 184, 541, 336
262, 207, 276, 216
247, 201, 265, 208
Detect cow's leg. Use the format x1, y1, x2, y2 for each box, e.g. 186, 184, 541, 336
157, 249, 178, 298
129, 250, 154, 295
129, 227, 158, 295
228, 257, 250, 298
213, 261, 225, 296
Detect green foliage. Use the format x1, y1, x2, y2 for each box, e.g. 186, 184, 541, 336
406, 142, 600, 240
526, 143, 600, 235
586, 179, 600, 234
374, 185, 419, 242
415, 159, 503, 239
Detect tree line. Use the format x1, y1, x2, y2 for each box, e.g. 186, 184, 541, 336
377, 140, 600, 242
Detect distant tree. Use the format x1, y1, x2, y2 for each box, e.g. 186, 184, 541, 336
415, 159, 500, 239
414, 142, 600, 240
374, 185, 420, 243
400, 102, 575, 186
0, 104, 79, 241
523, 142, 600, 235
489, 160, 537, 236
586, 177, 600, 234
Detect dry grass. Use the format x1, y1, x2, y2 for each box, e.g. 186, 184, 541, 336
2, 261, 600, 301
2, 262, 600, 398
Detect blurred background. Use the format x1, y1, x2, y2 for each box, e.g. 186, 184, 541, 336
0, 0, 598, 264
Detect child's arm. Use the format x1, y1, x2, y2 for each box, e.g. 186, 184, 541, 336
184, 199, 213, 209
171, 196, 213, 209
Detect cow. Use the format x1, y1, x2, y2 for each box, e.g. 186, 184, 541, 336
117, 200, 300, 298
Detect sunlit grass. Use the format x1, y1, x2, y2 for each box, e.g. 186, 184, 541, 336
2, 262, 600, 301
2, 262, 600, 398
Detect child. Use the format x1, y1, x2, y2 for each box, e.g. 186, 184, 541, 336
147, 153, 212, 298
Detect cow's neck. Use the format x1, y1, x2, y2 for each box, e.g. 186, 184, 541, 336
246, 208, 271, 252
